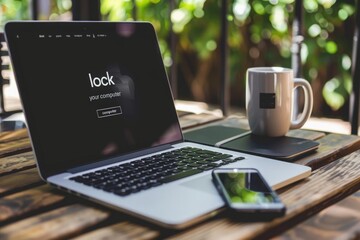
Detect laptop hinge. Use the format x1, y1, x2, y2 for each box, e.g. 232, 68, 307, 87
67, 144, 174, 174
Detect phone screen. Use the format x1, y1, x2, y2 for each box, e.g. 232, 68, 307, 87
212, 168, 285, 215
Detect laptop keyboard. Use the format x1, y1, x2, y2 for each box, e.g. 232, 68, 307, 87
69, 147, 244, 196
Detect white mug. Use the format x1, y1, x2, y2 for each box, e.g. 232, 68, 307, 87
246, 67, 313, 137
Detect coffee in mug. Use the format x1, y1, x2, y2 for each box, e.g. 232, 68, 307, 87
246, 67, 313, 137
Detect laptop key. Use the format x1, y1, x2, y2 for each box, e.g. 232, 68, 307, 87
206, 163, 221, 168
160, 169, 202, 183
221, 158, 234, 164
199, 166, 214, 171
114, 188, 132, 196
234, 157, 245, 161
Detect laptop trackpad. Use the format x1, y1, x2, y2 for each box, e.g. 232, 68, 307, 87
181, 175, 219, 195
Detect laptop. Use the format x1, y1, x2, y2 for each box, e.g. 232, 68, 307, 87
5, 21, 311, 229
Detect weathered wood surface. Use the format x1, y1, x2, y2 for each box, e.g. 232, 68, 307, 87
0, 116, 360, 239
295, 133, 360, 169
0, 185, 64, 222
179, 112, 224, 129
0, 137, 32, 157
0, 129, 28, 143
0, 204, 109, 240
73, 222, 160, 240
274, 195, 360, 240
286, 129, 325, 140
0, 152, 35, 176
0, 168, 42, 195
167, 149, 360, 239
0, 128, 31, 158
2, 144, 355, 239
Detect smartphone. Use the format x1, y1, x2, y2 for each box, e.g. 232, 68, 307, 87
212, 168, 286, 218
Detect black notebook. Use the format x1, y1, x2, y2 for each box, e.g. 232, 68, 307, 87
184, 125, 319, 161
183, 125, 250, 146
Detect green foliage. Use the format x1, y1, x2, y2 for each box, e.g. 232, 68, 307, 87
0, 0, 357, 118
0, 0, 29, 30
0, 0, 72, 28
302, 0, 355, 114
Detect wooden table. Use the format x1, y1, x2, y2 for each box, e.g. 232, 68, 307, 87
1, 114, 360, 239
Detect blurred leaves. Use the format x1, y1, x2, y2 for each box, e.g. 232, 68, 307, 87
0, 0, 29, 25
0, 0, 72, 25
323, 74, 352, 111
0, 0, 356, 118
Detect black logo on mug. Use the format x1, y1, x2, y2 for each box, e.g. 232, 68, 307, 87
259, 93, 276, 109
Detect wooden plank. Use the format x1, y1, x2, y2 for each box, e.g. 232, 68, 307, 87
295, 133, 360, 169
0, 129, 28, 143
217, 115, 250, 130
0, 168, 42, 195
0, 152, 35, 176
0, 185, 65, 222
179, 113, 224, 129
74, 222, 160, 240
0, 204, 109, 240
0, 138, 32, 158
167, 150, 360, 240
274, 194, 360, 240
176, 100, 224, 129
286, 129, 325, 140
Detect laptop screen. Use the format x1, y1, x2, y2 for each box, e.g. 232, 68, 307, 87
5, 22, 183, 178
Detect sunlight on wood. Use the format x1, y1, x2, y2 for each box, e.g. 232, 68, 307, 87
304, 117, 351, 135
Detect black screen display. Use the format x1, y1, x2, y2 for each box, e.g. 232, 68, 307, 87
216, 170, 278, 204
5, 22, 183, 178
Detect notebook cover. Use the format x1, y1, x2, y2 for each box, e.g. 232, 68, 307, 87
184, 125, 319, 161
183, 125, 249, 146
220, 133, 319, 161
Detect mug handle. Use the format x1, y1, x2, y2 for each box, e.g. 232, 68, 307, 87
290, 78, 313, 129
